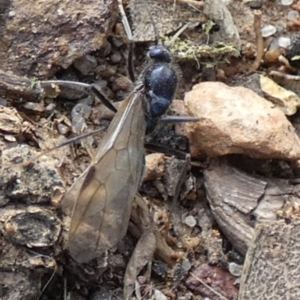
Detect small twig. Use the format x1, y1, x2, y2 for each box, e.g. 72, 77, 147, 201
252, 10, 264, 71
0, 70, 45, 102
167, 22, 199, 48
189, 272, 230, 300
270, 70, 300, 80
278, 55, 293, 70
177, 0, 205, 9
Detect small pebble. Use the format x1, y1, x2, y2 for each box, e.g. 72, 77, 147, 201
281, 0, 293, 5
31, 23, 37, 34
57, 8, 64, 15
113, 76, 132, 91
45, 103, 56, 111
102, 42, 112, 56
278, 36, 291, 48
71, 103, 92, 133
221, 0, 232, 4
154, 289, 168, 300
249, 1, 263, 9
268, 37, 279, 51
111, 36, 124, 48
228, 262, 243, 277
110, 52, 122, 64
4, 134, 17, 142
71, 103, 92, 120
74, 54, 97, 75
8, 11, 16, 17
184, 215, 197, 227
182, 258, 192, 271
264, 48, 282, 62
287, 10, 300, 20
261, 25, 277, 37
0, 97, 7, 106
57, 123, 70, 135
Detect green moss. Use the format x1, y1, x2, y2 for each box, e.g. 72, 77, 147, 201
162, 36, 239, 66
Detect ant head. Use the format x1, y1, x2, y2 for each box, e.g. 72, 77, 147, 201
148, 45, 171, 63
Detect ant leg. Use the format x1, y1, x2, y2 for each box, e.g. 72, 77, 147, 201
39, 80, 117, 113
160, 115, 199, 123
90, 84, 117, 113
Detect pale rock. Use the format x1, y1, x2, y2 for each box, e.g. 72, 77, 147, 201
183, 215, 197, 227
144, 153, 166, 181
260, 75, 300, 115
154, 289, 168, 300
184, 82, 300, 160
228, 262, 243, 277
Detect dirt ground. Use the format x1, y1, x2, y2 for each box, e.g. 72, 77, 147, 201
1, 0, 300, 299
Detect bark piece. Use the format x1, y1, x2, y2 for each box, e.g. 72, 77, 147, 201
0, 0, 117, 77
184, 82, 300, 160
1, 146, 65, 205
0, 234, 56, 299
129, 0, 203, 42
204, 160, 293, 255
0, 70, 49, 103
239, 218, 300, 300
2, 208, 61, 247
204, 160, 265, 255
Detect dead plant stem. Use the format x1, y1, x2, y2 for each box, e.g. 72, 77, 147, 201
252, 10, 264, 71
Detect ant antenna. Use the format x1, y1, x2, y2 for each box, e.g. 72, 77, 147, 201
118, 0, 135, 82
118, 0, 161, 82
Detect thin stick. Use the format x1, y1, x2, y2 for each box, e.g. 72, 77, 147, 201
167, 22, 199, 48
177, 0, 205, 9
117, 0, 133, 42
189, 272, 230, 300
251, 10, 264, 71
278, 55, 293, 70
270, 70, 300, 81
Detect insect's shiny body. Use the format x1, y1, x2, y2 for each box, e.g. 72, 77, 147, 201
143, 45, 177, 132
62, 41, 177, 262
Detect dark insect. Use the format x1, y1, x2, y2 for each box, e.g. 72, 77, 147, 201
61, 0, 193, 263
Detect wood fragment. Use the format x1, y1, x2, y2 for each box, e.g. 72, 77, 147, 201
0, 70, 46, 102
239, 218, 300, 300
204, 159, 295, 255
124, 196, 156, 299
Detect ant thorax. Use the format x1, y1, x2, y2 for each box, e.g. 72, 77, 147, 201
140, 44, 178, 133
